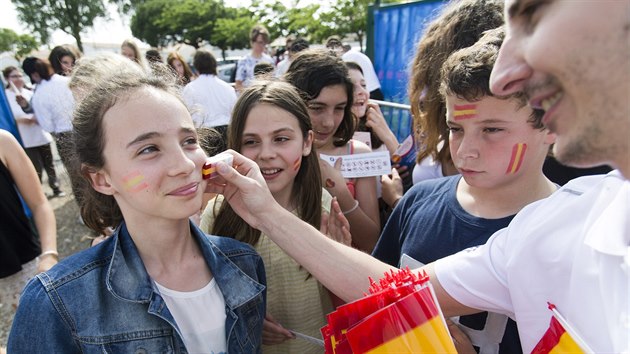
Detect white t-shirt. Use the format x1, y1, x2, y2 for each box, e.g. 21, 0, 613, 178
412, 155, 445, 185
182, 74, 237, 128
30, 74, 74, 134
155, 278, 228, 354
5, 88, 52, 148
435, 171, 629, 353
342, 50, 381, 92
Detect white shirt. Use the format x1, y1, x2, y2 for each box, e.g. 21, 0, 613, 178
30, 74, 74, 134
342, 50, 381, 92
182, 74, 237, 128
5, 88, 52, 148
155, 278, 228, 353
275, 58, 291, 78
435, 171, 630, 353
412, 155, 445, 185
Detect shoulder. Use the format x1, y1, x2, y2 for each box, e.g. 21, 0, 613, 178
350, 139, 371, 154
28, 238, 114, 295
402, 176, 457, 205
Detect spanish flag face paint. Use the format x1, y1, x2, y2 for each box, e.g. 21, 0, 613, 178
122, 171, 148, 192
453, 104, 477, 120
293, 157, 301, 172
506, 143, 527, 174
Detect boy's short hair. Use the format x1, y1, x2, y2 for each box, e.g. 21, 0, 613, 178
439, 27, 544, 129
193, 50, 217, 75
253, 62, 274, 77
250, 25, 270, 43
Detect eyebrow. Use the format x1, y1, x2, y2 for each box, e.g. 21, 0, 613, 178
243, 127, 296, 137
126, 127, 196, 148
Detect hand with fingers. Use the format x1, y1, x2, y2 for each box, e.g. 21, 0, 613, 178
365, 102, 400, 156
381, 167, 404, 208
204, 150, 280, 230
320, 197, 352, 246
262, 313, 294, 345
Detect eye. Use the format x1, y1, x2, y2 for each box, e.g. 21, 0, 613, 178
242, 139, 258, 146
138, 145, 158, 155
518, 0, 546, 28
448, 127, 462, 134
308, 106, 324, 113
483, 127, 503, 133
275, 136, 290, 143
183, 136, 199, 146
334, 105, 346, 112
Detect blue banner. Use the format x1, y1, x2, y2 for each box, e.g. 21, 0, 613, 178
371, 0, 445, 142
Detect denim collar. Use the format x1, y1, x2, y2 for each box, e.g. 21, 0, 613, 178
107, 221, 264, 310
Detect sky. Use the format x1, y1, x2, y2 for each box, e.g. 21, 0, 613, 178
0, 0, 320, 47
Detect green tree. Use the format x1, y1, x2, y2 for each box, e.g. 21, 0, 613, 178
0, 28, 39, 60
212, 7, 256, 60
11, 0, 107, 52
322, 0, 370, 51
130, 0, 226, 49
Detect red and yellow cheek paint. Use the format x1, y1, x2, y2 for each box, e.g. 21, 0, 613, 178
506, 143, 527, 174
123, 171, 148, 192
202, 153, 234, 180
453, 104, 477, 120
292, 157, 302, 172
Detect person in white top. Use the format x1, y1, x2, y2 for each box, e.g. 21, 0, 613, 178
202, 1, 629, 353
235, 25, 275, 92
3, 66, 64, 197
182, 50, 236, 150
21, 57, 75, 176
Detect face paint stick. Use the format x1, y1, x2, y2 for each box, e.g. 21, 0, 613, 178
202, 153, 234, 180
453, 104, 477, 120
505, 143, 527, 174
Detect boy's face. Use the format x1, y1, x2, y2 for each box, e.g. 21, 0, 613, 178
446, 95, 554, 189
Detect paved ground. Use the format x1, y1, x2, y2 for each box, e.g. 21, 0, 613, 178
0, 156, 95, 347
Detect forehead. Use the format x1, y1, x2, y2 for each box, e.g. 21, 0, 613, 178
310, 84, 347, 104
245, 104, 300, 131
103, 87, 193, 138
447, 95, 530, 122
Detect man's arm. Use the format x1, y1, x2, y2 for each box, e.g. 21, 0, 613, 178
207, 150, 482, 315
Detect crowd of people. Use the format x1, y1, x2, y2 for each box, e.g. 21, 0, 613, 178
1, 0, 627, 352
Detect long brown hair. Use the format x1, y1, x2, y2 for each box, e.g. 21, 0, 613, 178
284, 49, 355, 147
211, 81, 322, 246
409, 0, 504, 165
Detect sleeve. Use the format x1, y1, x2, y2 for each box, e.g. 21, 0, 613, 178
371, 195, 408, 266
7, 276, 80, 352
433, 227, 514, 317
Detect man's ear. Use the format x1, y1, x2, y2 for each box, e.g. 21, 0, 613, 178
303, 130, 314, 156
83, 165, 115, 195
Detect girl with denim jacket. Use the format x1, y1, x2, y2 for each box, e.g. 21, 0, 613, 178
8, 62, 266, 353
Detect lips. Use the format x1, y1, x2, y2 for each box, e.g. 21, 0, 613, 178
260, 168, 282, 180
529, 90, 564, 126
168, 182, 199, 196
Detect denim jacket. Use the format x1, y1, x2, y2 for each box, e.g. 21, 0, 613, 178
8, 221, 266, 353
